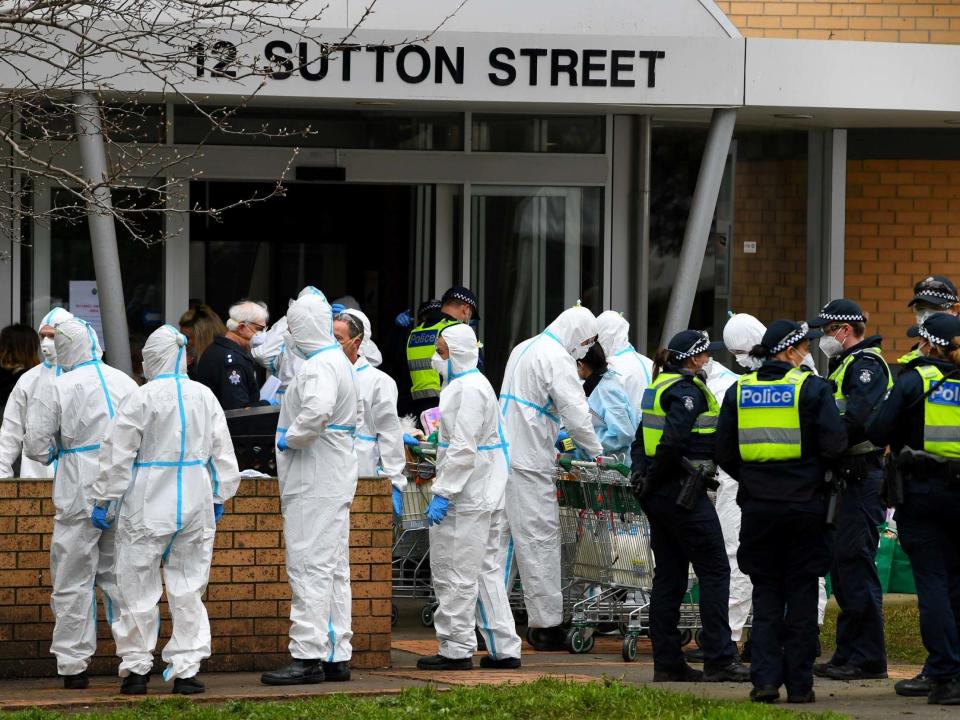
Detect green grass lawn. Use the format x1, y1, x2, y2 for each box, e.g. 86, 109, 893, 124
5, 679, 843, 720
818, 595, 925, 665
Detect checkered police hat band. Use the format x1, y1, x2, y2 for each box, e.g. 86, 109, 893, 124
817, 312, 865, 323
770, 324, 809, 355
919, 325, 951, 347
918, 289, 958, 303
671, 334, 709, 360
449, 291, 476, 309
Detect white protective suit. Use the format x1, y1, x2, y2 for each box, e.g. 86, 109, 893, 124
342, 309, 404, 489
0, 307, 74, 478
596, 311, 654, 417
277, 293, 362, 661
24, 319, 138, 676
720, 314, 828, 628
91, 325, 241, 681
499, 306, 603, 628
430, 324, 521, 660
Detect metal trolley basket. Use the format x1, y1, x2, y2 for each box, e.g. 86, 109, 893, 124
391, 444, 439, 627
555, 456, 702, 662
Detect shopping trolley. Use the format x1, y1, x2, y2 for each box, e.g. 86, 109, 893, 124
391, 444, 439, 627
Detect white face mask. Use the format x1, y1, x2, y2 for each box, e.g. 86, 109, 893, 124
819, 334, 844, 359
571, 342, 592, 361
40, 337, 56, 363
733, 351, 761, 371
431, 352, 447, 381
801, 352, 816, 371
915, 309, 936, 325
250, 331, 266, 348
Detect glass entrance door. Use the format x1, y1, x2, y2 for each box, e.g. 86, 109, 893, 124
470, 186, 603, 387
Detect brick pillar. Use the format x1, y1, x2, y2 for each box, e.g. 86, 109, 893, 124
0, 476, 392, 677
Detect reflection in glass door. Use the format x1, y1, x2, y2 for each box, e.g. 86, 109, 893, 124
471, 186, 603, 388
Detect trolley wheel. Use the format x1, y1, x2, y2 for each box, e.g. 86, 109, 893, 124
567, 628, 595, 654
694, 628, 704, 650
391, 603, 399, 627
679, 628, 693, 647
420, 603, 437, 627
622, 635, 638, 662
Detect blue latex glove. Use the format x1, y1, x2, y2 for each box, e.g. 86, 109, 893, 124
392, 486, 403, 516
402, 433, 420, 447
269, 397, 281, 407
395, 309, 415, 328
91, 506, 111, 530
426, 495, 449, 526
331, 303, 346, 315
555, 430, 575, 453
277, 430, 288, 452
214, 504, 224, 523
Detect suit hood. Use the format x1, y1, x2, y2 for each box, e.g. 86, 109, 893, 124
55, 318, 103, 372
597, 311, 630, 358
143, 324, 188, 380
343, 308, 383, 367
287, 294, 336, 357
441, 323, 479, 378
545, 305, 599, 355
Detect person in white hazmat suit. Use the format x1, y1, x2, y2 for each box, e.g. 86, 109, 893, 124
721, 313, 828, 650
0, 307, 74, 478
499, 305, 604, 650
90, 325, 241, 696
261, 292, 362, 686
596, 311, 654, 416
418, 323, 522, 670
24, 318, 138, 689
333, 309, 405, 499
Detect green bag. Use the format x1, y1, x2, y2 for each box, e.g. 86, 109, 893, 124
875, 525, 917, 595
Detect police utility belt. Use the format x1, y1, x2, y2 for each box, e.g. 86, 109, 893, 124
882, 447, 960, 508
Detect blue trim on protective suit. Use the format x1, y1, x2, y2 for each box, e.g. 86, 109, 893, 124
327, 615, 336, 662
499, 394, 559, 424
616, 344, 651, 384
476, 597, 498, 659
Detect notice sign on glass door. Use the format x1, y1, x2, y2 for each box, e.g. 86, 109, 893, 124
69, 281, 105, 348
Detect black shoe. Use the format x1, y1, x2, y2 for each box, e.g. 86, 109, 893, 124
928, 677, 960, 705
653, 664, 704, 682
322, 661, 351, 682
476, 630, 487, 652
683, 647, 705, 663
172, 676, 205, 695
823, 664, 888, 681
416, 654, 473, 671
480, 656, 521, 669
787, 690, 815, 704
895, 672, 933, 697
527, 626, 568, 652
120, 672, 149, 695
261, 659, 324, 685
750, 685, 780, 703
704, 660, 751, 683
62, 671, 89, 690
812, 661, 839, 678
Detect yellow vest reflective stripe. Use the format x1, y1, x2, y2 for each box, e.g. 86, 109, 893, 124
407, 318, 459, 399
736, 368, 809, 462
916, 365, 960, 458
898, 349, 923, 366
641, 372, 719, 458
828, 346, 892, 414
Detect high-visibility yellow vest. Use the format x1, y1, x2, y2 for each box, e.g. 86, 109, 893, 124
406, 318, 459, 400
916, 365, 960, 458
898, 349, 923, 366
641, 372, 719, 457
828, 347, 892, 415
736, 368, 810, 462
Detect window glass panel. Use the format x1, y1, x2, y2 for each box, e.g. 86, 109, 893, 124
472, 114, 604, 153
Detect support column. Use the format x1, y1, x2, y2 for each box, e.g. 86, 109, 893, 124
635, 115, 652, 353
659, 108, 737, 346
73, 92, 133, 375
806, 129, 847, 319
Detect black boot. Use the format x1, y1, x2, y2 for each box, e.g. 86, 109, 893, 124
928, 677, 960, 705
322, 661, 351, 682
62, 671, 89, 690
895, 672, 933, 697
704, 660, 751, 683
416, 654, 473, 671
172, 676, 205, 695
750, 685, 780, 703
652, 664, 704, 682
480, 656, 521, 669
527, 626, 567, 651
121, 672, 150, 695
261, 659, 324, 685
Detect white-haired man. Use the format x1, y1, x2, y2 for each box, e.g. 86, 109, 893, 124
196, 300, 270, 411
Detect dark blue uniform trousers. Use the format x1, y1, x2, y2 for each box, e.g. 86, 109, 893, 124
642, 490, 737, 674
896, 480, 960, 682
739, 502, 831, 696
829, 468, 886, 672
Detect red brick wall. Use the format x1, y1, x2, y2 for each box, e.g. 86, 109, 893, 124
0, 477, 392, 678
845, 159, 960, 362
730, 158, 808, 321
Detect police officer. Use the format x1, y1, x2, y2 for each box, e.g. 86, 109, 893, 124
715, 320, 846, 704
807, 300, 890, 682
630, 330, 749, 683
897, 276, 960, 372
195, 300, 270, 411
406, 287, 478, 420
868, 313, 960, 706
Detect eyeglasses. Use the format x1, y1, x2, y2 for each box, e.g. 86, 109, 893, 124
244, 322, 266, 333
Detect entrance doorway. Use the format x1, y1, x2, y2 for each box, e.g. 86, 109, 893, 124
189, 181, 420, 380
